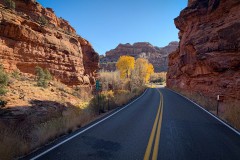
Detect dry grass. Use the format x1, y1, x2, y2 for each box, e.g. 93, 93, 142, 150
0, 103, 95, 160
174, 88, 217, 112
72, 86, 93, 101
223, 101, 240, 130
32, 106, 94, 146
99, 71, 121, 90
0, 123, 29, 160
171, 87, 240, 131
114, 87, 145, 106
89, 87, 145, 114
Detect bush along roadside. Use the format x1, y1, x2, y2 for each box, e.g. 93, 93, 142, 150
90, 87, 146, 114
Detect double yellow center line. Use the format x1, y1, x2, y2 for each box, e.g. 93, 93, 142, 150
144, 89, 164, 160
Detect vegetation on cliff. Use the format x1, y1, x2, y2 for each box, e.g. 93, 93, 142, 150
0, 0, 99, 86
35, 66, 52, 88
0, 65, 8, 96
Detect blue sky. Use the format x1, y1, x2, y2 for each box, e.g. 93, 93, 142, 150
38, 0, 187, 55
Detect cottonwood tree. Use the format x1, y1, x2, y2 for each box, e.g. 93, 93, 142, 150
146, 63, 154, 83
130, 58, 154, 88
116, 56, 135, 79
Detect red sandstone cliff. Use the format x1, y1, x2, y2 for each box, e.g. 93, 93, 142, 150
100, 42, 178, 72
0, 0, 99, 86
167, 0, 240, 100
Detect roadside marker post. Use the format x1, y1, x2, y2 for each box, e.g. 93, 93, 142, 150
98, 92, 100, 114
217, 95, 224, 116
96, 80, 100, 90
96, 80, 101, 114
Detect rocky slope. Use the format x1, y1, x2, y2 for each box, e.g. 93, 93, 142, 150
0, 0, 99, 86
100, 42, 178, 72
167, 0, 240, 101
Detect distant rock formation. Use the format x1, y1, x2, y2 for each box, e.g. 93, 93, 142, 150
0, 0, 99, 86
100, 41, 178, 72
167, 0, 240, 101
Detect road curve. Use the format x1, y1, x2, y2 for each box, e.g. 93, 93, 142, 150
23, 88, 240, 160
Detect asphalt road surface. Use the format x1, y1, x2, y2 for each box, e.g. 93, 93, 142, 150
24, 88, 240, 160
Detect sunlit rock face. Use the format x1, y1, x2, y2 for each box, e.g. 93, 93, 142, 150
100, 42, 178, 72
167, 0, 240, 100
0, 0, 99, 85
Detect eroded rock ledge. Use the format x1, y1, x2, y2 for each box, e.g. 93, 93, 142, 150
100, 42, 178, 72
167, 0, 240, 101
0, 0, 99, 86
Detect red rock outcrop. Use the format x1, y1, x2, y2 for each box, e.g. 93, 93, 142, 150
100, 42, 178, 72
0, 0, 99, 86
167, 0, 240, 100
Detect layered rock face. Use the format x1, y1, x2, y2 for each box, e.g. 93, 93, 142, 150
100, 42, 178, 72
0, 0, 99, 86
167, 0, 240, 100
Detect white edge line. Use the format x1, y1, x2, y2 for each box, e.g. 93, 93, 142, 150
30, 89, 149, 160
166, 88, 240, 136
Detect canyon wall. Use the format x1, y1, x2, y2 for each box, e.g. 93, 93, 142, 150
167, 0, 240, 101
100, 42, 178, 72
0, 0, 99, 86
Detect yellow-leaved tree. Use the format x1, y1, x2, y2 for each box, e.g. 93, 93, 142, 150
131, 58, 154, 87
146, 63, 154, 83
135, 58, 148, 83
116, 56, 135, 79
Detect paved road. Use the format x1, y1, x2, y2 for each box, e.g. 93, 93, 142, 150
24, 88, 240, 160
159, 89, 240, 160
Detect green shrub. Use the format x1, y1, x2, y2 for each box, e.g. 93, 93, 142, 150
0, 65, 8, 96
11, 70, 20, 79
4, 0, 15, 10
89, 90, 116, 114
35, 66, 45, 87
89, 94, 106, 114
44, 68, 52, 81
38, 16, 48, 26
35, 66, 52, 88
